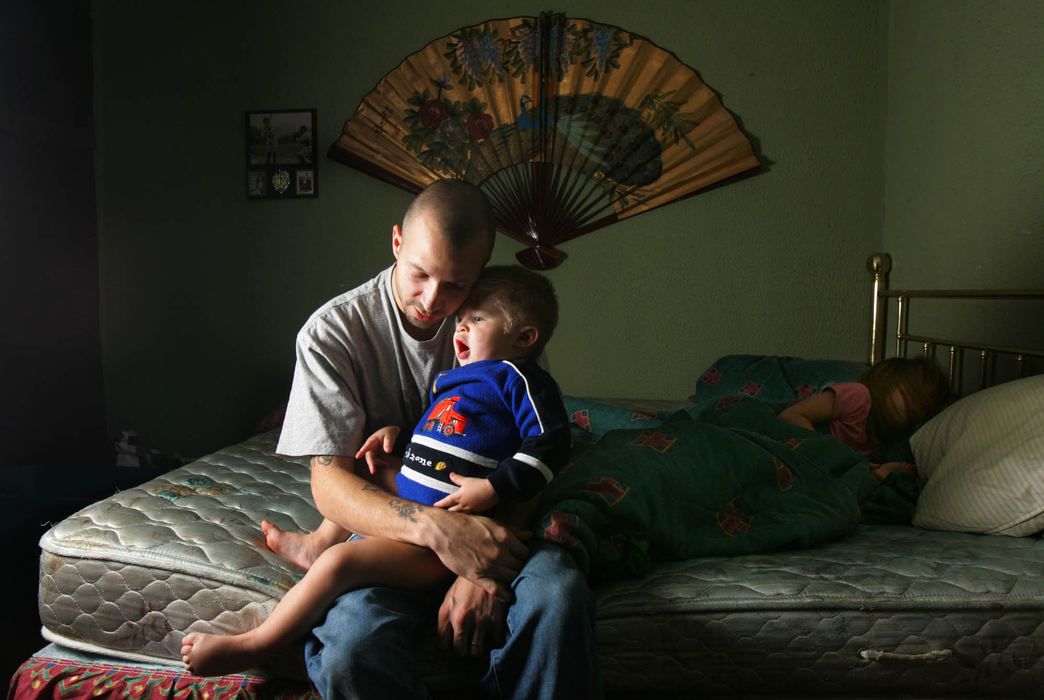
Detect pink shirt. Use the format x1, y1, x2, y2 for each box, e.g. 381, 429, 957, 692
826, 382, 872, 456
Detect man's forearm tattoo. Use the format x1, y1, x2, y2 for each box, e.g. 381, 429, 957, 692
390, 499, 422, 522
311, 455, 334, 470
362, 483, 422, 522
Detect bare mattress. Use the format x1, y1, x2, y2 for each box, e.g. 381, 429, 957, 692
38, 429, 1044, 697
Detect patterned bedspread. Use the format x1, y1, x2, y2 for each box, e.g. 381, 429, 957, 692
538, 395, 916, 582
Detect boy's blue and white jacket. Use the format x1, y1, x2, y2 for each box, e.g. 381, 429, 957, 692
396, 358, 571, 506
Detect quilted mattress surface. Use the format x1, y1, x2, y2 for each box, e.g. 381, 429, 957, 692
39, 431, 320, 662
38, 432, 1044, 695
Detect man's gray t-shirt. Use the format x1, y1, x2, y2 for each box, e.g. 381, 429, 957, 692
276, 265, 457, 457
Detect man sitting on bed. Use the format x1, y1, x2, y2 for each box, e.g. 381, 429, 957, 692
270, 179, 601, 699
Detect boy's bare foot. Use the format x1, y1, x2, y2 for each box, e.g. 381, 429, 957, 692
181, 632, 266, 677
261, 520, 329, 570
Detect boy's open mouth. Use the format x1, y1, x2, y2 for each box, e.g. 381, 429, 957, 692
455, 337, 470, 359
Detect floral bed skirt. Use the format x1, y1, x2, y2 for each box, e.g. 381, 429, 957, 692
7, 654, 316, 700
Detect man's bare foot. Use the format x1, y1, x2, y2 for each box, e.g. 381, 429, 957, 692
181, 631, 266, 677
261, 520, 329, 570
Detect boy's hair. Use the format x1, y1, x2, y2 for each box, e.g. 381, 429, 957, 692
468, 265, 558, 357
860, 357, 950, 449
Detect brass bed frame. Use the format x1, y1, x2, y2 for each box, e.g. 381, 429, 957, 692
867, 252, 1044, 391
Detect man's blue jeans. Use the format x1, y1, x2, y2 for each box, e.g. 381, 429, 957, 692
304, 540, 602, 699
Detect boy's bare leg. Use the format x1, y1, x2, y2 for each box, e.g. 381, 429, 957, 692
182, 537, 451, 676
262, 517, 348, 570
262, 459, 400, 570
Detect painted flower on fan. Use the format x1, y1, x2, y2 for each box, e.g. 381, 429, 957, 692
419, 99, 450, 128
447, 28, 505, 89
438, 118, 468, 146
549, 24, 578, 78
588, 27, 615, 66
466, 112, 494, 140
582, 24, 629, 80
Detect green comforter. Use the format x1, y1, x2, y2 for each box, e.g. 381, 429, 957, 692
535, 395, 917, 582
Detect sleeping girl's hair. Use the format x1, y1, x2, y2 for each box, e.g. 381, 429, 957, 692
860, 357, 950, 450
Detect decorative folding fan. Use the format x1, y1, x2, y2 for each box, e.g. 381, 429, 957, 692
329, 13, 761, 269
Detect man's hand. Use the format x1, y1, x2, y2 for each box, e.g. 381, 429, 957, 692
438, 576, 507, 658
423, 509, 531, 601
311, 454, 530, 599
433, 473, 500, 513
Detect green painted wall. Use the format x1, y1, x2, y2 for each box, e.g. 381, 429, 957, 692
881, 0, 1044, 369
89, 0, 1032, 458
883, 0, 1043, 289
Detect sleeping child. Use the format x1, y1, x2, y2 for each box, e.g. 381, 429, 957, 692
778, 357, 950, 481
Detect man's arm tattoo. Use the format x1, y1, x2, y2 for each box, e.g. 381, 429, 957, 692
362, 483, 422, 522
311, 455, 334, 470
390, 499, 423, 522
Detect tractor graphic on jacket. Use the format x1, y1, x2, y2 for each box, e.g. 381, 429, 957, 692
424, 396, 468, 437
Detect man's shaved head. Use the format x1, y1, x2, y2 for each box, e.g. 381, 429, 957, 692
402, 179, 497, 257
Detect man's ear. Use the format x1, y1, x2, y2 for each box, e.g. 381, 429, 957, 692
514, 326, 539, 350
392, 225, 403, 259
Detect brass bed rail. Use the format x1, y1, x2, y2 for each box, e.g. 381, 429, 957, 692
867, 253, 1044, 392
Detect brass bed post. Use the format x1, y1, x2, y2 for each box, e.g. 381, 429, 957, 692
979, 350, 989, 391
862, 258, 1042, 389
867, 253, 891, 365
896, 294, 909, 359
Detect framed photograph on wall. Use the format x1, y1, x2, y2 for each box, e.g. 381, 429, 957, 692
246, 108, 318, 199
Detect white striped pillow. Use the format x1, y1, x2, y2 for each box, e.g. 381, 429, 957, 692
911, 374, 1044, 536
